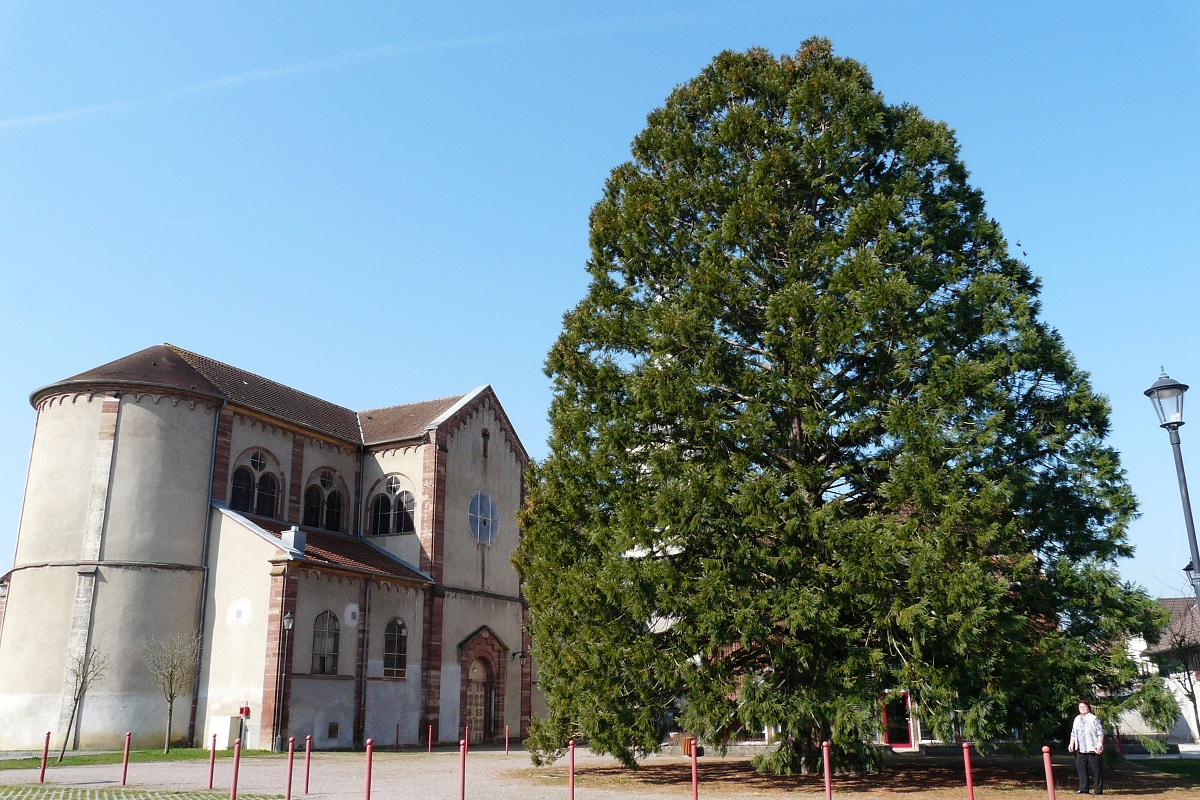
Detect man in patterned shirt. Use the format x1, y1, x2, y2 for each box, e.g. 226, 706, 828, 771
1068, 699, 1104, 794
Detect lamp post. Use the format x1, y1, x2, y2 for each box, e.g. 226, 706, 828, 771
275, 610, 295, 752
1145, 372, 1200, 609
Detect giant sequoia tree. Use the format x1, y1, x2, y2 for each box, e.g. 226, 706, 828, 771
515, 40, 1164, 773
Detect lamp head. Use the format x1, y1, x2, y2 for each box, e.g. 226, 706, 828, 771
1146, 372, 1189, 429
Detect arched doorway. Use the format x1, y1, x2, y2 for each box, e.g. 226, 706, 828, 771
464, 658, 493, 744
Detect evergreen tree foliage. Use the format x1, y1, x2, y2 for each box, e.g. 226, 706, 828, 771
515, 39, 1165, 774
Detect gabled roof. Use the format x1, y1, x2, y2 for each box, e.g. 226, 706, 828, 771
32, 344, 488, 447
235, 514, 432, 584
1144, 597, 1200, 656
359, 394, 468, 445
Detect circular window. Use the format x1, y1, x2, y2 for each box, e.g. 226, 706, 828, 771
250, 451, 266, 472
385, 476, 403, 495
319, 470, 333, 490
468, 491, 497, 546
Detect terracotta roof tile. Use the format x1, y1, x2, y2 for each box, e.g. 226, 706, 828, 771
1144, 597, 1200, 656
359, 395, 466, 445
35, 344, 490, 448
169, 346, 362, 441
249, 516, 431, 584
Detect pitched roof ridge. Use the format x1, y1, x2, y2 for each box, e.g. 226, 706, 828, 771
166, 344, 357, 415
359, 392, 467, 415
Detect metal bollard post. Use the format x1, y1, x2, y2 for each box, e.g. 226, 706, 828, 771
396, 724, 400, 752
304, 735, 312, 794
428, 725, 433, 754
505, 725, 510, 755
121, 732, 131, 786
691, 736, 699, 800
286, 737, 295, 800
364, 739, 373, 800
569, 739, 576, 800
209, 733, 217, 790
230, 738, 242, 800
459, 739, 467, 800
822, 740, 832, 800
39, 731, 50, 783
1041, 746, 1057, 800
963, 742, 975, 800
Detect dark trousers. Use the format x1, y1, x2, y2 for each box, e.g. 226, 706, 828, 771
1076, 750, 1103, 793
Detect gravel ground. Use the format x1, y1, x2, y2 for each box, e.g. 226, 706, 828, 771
0, 747, 701, 800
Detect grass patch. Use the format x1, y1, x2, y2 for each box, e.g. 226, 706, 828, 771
0, 749, 275, 771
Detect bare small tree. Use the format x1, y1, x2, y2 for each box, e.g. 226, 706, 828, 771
1153, 625, 1200, 740
58, 646, 111, 761
142, 631, 201, 753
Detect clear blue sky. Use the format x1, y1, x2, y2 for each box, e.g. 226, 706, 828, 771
1, 2, 1198, 597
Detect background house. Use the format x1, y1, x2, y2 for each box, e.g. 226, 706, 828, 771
0, 344, 534, 750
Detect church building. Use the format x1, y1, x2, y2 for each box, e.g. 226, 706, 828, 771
0, 344, 533, 751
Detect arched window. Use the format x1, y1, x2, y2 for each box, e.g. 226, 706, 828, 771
231, 467, 255, 512
303, 485, 323, 527
312, 611, 339, 675
325, 490, 343, 533
384, 619, 407, 679
229, 450, 283, 520
370, 494, 391, 536
302, 471, 345, 533
396, 491, 415, 534
256, 473, 279, 517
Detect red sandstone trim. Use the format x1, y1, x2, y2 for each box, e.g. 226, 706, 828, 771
457, 627, 507, 743
287, 436, 305, 524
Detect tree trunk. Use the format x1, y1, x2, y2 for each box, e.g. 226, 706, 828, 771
57, 702, 79, 762
164, 698, 174, 754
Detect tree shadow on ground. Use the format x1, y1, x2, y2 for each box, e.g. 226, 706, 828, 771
522, 754, 1195, 797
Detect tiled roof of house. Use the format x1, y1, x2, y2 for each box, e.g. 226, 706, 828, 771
249, 517, 431, 584
359, 395, 467, 445
1143, 597, 1200, 656
33, 344, 476, 446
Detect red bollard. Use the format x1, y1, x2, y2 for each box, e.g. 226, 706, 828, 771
39, 731, 49, 783
121, 732, 131, 786
209, 733, 217, 790
427, 724, 433, 754
569, 739, 576, 800
1042, 746, 1057, 800
304, 735, 312, 794
822, 740, 832, 800
230, 738, 242, 800
396, 724, 400, 752
963, 741, 975, 800
459, 739, 467, 800
464, 726, 469, 755
364, 739, 374, 800
286, 737, 295, 800
691, 737, 699, 800
505, 725, 510, 755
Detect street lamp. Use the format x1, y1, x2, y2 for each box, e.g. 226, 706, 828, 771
1145, 372, 1200, 608
275, 610, 295, 752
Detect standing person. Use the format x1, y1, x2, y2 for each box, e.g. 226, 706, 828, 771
1068, 699, 1104, 795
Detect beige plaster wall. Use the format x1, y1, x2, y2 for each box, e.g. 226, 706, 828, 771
0, 567, 77, 749
438, 590, 526, 738
78, 565, 204, 749
104, 395, 217, 564
287, 569, 363, 748
362, 581, 424, 744
14, 396, 105, 565
439, 406, 523, 596
362, 444, 423, 565
197, 513, 280, 750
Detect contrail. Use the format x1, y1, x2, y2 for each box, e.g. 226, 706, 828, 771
0, 5, 778, 132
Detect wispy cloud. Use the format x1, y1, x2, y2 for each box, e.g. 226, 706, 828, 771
0, 7, 756, 132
